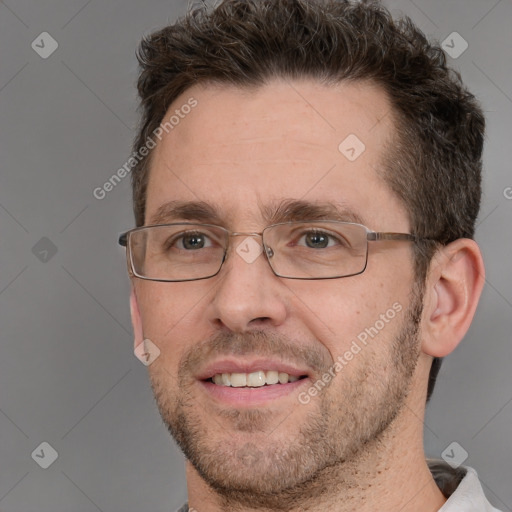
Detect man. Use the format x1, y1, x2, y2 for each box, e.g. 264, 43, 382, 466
119, 0, 500, 510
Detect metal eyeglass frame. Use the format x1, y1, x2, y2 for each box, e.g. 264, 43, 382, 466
118, 221, 426, 282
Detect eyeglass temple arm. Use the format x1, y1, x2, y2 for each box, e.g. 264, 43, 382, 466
118, 233, 128, 246
367, 232, 418, 242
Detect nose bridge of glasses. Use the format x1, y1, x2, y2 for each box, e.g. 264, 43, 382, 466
226, 232, 265, 254
229, 231, 263, 238
226, 231, 274, 263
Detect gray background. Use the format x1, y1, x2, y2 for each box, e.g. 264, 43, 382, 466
0, 0, 510, 510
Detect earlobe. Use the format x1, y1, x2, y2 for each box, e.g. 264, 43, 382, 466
421, 239, 485, 358
130, 284, 145, 350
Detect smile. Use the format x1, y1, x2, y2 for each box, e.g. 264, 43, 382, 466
210, 370, 306, 387
197, 360, 312, 405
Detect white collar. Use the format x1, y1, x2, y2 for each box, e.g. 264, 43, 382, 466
438, 467, 502, 512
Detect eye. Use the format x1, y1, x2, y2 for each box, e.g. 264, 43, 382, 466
167, 231, 214, 251
297, 230, 341, 249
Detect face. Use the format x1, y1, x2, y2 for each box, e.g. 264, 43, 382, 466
131, 79, 424, 504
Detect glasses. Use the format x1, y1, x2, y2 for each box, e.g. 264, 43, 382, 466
118, 221, 421, 282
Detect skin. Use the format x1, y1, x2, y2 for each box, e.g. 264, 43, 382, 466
129, 79, 485, 512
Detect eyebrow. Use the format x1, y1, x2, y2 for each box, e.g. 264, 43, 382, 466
147, 199, 366, 226
261, 198, 365, 225
148, 200, 224, 226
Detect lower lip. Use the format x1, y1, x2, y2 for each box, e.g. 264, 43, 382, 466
200, 378, 309, 406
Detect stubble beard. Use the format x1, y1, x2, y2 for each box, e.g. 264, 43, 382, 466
149, 288, 423, 510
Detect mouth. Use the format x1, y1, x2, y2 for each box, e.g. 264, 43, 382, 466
208, 370, 308, 387
196, 359, 311, 406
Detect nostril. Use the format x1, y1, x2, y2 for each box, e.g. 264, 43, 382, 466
249, 317, 272, 325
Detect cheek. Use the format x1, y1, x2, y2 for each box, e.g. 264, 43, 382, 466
135, 282, 212, 359
288, 277, 408, 360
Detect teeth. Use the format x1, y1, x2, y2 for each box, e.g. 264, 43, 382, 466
211, 370, 303, 387
247, 371, 266, 387
230, 373, 247, 387
266, 370, 279, 385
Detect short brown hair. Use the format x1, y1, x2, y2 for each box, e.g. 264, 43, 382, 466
130, 0, 485, 401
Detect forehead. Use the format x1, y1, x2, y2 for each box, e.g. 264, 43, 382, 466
145, 79, 408, 230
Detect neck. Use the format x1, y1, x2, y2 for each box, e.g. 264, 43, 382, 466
185, 390, 446, 512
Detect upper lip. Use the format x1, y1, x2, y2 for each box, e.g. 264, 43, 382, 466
196, 358, 311, 381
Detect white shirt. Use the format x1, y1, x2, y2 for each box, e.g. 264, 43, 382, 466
439, 466, 502, 512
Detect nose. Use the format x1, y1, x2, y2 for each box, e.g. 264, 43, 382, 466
207, 234, 288, 333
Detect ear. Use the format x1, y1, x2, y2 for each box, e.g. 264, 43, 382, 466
421, 238, 485, 358
130, 284, 144, 350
